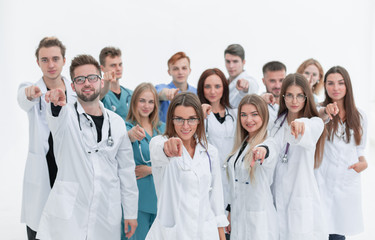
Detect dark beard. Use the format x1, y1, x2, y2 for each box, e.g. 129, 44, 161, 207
77, 89, 100, 102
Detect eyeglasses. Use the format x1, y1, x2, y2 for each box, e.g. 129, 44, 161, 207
73, 74, 101, 85
172, 118, 199, 126
283, 93, 306, 103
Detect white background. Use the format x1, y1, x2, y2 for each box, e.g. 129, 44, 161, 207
1, 0, 374, 239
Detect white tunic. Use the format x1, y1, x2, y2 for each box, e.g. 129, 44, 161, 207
205, 107, 237, 207
315, 109, 367, 235
17, 77, 76, 231
228, 70, 259, 108
227, 140, 279, 240
36, 101, 138, 240
146, 136, 228, 240
269, 116, 326, 240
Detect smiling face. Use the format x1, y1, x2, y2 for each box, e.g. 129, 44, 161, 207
240, 104, 263, 137
71, 64, 103, 102
203, 74, 224, 105
284, 85, 305, 115
325, 73, 347, 103
263, 70, 285, 98
173, 105, 198, 144
37, 46, 66, 81
136, 90, 155, 119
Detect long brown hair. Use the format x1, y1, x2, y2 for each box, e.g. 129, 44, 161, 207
126, 83, 162, 134
229, 94, 269, 181
296, 58, 324, 95
278, 73, 326, 168
197, 68, 231, 109
322, 66, 363, 145
164, 92, 207, 147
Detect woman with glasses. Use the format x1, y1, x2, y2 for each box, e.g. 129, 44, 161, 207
125, 83, 165, 240
146, 92, 228, 240
296, 58, 324, 103
197, 68, 237, 209
315, 66, 367, 240
225, 94, 279, 240
268, 73, 326, 240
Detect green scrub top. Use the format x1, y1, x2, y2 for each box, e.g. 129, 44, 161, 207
125, 121, 165, 214
102, 86, 133, 121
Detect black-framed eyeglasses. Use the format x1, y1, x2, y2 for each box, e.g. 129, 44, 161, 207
283, 93, 306, 103
172, 118, 199, 126
73, 74, 101, 85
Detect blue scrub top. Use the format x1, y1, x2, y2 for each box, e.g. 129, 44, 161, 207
155, 81, 197, 122
101, 86, 133, 121
125, 121, 166, 214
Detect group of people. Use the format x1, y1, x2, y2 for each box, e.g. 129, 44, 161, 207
18, 36, 367, 240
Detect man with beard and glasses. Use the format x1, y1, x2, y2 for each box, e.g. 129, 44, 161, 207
260, 61, 286, 128
36, 55, 138, 240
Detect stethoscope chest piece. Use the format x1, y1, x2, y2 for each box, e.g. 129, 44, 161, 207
282, 155, 288, 163
107, 136, 114, 147
111, 105, 117, 112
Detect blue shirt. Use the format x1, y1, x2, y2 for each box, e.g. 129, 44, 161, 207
155, 81, 197, 122
125, 121, 165, 214
101, 86, 133, 121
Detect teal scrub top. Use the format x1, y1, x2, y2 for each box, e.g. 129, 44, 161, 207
125, 121, 165, 214
102, 86, 133, 121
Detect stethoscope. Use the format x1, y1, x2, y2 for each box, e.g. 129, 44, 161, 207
109, 87, 131, 112
74, 102, 114, 148
205, 107, 235, 138
138, 137, 151, 164
223, 139, 250, 184
270, 113, 290, 163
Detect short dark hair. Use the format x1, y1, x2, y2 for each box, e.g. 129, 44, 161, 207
262, 61, 287, 75
70, 55, 101, 81
224, 44, 245, 61
35, 37, 66, 59
99, 47, 122, 66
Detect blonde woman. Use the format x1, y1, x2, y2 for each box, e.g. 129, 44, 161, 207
226, 94, 279, 240
125, 83, 165, 240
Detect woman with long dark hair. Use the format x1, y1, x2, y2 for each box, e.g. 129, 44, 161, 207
146, 92, 228, 240
316, 66, 368, 240
268, 73, 326, 240
197, 68, 237, 208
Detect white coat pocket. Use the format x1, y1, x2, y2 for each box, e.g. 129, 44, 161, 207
43, 180, 79, 219
246, 211, 268, 239
287, 197, 313, 234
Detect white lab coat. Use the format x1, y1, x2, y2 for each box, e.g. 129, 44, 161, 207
228, 70, 259, 108
17, 77, 76, 231
205, 107, 237, 207
227, 139, 279, 240
269, 116, 326, 240
36, 101, 138, 240
146, 135, 228, 240
315, 109, 367, 235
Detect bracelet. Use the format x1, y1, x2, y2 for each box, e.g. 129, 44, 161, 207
323, 107, 327, 115
258, 145, 269, 159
